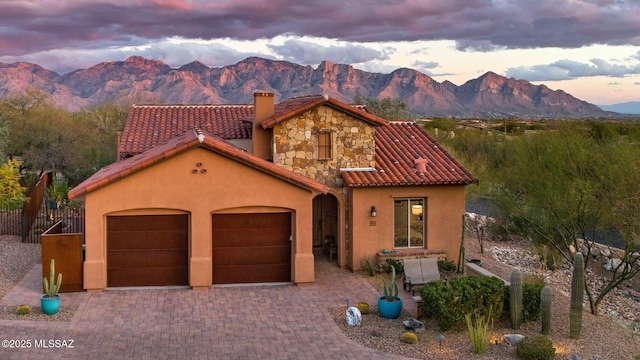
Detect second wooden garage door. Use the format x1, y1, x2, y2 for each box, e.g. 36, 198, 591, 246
107, 215, 189, 287
212, 212, 291, 284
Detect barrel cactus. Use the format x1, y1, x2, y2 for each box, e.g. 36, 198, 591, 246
510, 267, 523, 329
402, 331, 418, 344
540, 286, 553, 335
570, 253, 585, 339
16, 304, 31, 315
356, 302, 370, 315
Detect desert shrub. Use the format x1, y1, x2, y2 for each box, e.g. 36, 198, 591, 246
361, 257, 375, 277
516, 335, 556, 360
504, 279, 545, 322
401, 332, 418, 344
385, 258, 404, 274
437, 259, 456, 272
420, 275, 504, 331
466, 309, 493, 354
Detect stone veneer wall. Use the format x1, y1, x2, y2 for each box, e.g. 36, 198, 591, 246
272, 105, 376, 188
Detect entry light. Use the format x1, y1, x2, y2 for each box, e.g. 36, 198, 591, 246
370, 206, 377, 217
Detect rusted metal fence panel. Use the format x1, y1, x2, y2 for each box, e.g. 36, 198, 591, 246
41, 221, 84, 292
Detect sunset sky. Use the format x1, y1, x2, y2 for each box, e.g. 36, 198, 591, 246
1, 0, 639, 106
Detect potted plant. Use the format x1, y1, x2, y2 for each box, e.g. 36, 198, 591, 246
41, 258, 62, 315
378, 265, 403, 319
47, 181, 70, 209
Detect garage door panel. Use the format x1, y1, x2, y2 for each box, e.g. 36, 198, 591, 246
108, 215, 188, 231
212, 212, 291, 284
108, 267, 188, 287
212, 213, 289, 230
108, 249, 188, 269
212, 264, 290, 284
213, 228, 290, 247
107, 231, 188, 250
107, 214, 189, 287
212, 247, 290, 266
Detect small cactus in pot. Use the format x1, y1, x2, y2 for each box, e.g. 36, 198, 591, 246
381, 265, 399, 302
377, 265, 403, 319
43, 258, 63, 298
41, 259, 62, 315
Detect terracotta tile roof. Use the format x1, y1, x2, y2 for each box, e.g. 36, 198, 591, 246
119, 104, 253, 157
70, 129, 330, 199
341, 122, 478, 187
260, 94, 389, 129
119, 99, 375, 157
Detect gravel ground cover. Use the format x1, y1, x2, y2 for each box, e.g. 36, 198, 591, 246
0, 235, 40, 300
331, 236, 640, 359
0, 235, 76, 321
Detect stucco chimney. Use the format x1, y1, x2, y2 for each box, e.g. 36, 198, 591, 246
253, 91, 274, 160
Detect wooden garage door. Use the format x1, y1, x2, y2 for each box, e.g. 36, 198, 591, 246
107, 215, 189, 287
212, 212, 291, 284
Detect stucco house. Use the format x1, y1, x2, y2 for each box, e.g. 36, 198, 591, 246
69, 92, 477, 291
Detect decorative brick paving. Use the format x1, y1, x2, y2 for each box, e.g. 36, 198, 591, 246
1, 258, 411, 359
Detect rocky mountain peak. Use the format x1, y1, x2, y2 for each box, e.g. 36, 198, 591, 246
0, 56, 612, 118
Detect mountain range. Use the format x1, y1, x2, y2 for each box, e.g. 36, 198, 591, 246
0, 56, 622, 118
598, 101, 640, 115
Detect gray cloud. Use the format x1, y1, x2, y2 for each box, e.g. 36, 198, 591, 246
0, 38, 264, 74
2, 0, 639, 60
507, 58, 640, 81
267, 39, 388, 65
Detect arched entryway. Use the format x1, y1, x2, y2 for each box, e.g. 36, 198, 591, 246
312, 193, 338, 263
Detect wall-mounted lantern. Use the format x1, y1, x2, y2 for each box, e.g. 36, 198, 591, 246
370, 206, 377, 217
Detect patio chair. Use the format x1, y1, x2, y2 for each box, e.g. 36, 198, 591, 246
402, 257, 441, 295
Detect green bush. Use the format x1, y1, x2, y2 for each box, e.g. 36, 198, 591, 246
516, 335, 556, 360
437, 259, 456, 272
504, 281, 545, 322
420, 275, 504, 331
385, 258, 404, 274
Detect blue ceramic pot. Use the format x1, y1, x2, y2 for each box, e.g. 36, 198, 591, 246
378, 296, 402, 319
40, 294, 61, 315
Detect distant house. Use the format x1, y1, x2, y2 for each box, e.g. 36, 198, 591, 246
69, 92, 477, 291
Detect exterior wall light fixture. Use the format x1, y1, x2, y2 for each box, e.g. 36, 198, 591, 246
370, 206, 377, 217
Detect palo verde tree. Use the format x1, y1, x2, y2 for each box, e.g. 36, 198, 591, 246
0, 159, 28, 208
353, 93, 416, 121
1, 91, 129, 187
488, 123, 640, 315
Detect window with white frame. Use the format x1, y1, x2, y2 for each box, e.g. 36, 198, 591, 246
393, 198, 424, 248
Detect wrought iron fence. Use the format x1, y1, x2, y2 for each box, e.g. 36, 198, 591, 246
1, 201, 84, 243
1, 171, 84, 243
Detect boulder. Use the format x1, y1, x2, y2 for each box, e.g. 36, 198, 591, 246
503, 334, 525, 346
403, 318, 424, 332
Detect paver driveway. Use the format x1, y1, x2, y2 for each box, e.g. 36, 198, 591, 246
1, 258, 412, 359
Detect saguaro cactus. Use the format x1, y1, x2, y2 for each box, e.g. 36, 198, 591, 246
510, 267, 523, 329
570, 253, 585, 339
540, 285, 553, 335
